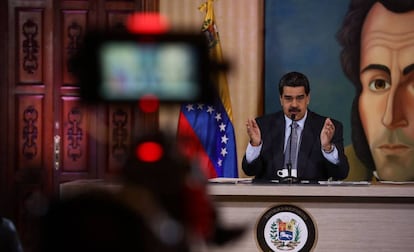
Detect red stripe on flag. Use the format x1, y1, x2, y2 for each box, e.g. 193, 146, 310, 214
177, 112, 218, 178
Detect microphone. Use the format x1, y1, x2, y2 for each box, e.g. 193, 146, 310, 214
281, 113, 299, 184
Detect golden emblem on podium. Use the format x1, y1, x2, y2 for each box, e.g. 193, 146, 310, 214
256, 204, 317, 251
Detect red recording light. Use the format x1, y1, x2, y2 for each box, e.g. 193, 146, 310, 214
126, 12, 169, 35
135, 141, 164, 162
138, 95, 159, 113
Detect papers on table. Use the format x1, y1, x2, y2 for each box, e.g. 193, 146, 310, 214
318, 181, 370, 186
208, 177, 253, 184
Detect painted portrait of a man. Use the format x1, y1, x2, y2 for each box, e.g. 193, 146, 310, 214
337, 0, 414, 181
265, 0, 414, 181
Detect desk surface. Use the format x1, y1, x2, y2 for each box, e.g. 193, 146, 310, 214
60, 179, 414, 198
207, 182, 414, 198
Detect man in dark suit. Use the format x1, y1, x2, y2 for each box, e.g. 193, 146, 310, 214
242, 71, 349, 182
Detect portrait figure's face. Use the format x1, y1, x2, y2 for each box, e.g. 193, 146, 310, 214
359, 3, 414, 181
280, 86, 310, 121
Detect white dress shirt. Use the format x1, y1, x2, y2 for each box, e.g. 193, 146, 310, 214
245, 111, 339, 166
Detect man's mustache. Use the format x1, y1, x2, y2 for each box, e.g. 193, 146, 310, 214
289, 108, 300, 113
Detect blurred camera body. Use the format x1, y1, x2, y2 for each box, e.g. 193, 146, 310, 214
73, 31, 215, 104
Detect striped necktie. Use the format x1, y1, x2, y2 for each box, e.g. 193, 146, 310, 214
284, 121, 299, 172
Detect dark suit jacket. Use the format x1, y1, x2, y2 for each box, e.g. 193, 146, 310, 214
242, 110, 349, 181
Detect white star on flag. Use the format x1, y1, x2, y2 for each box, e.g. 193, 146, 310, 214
221, 135, 229, 144
221, 147, 228, 157
219, 122, 226, 132
206, 106, 215, 114
215, 113, 222, 121
197, 104, 204, 110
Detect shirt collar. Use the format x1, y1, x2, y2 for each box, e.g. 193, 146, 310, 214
284, 110, 307, 129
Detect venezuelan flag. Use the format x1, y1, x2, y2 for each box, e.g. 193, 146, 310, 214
177, 0, 238, 178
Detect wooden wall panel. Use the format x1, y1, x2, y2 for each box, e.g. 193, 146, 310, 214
17, 9, 44, 84
16, 95, 44, 170
3, 1, 159, 251
61, 97, 89, 173
107, 105, 133, 173
62, 10, 88, 85
106, 10, 132, 31
0, 0, 8, 216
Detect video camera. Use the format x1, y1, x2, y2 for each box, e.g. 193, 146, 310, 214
72, 30, 217, 104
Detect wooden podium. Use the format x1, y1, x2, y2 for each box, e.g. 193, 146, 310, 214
60, 180, 414, 251
207, 182, 414, 252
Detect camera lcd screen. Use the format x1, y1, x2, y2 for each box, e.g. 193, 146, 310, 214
99, 41, 201, 101
73, 31, 214, 103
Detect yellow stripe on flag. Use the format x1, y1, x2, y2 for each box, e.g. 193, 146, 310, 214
199, 0, 233, 121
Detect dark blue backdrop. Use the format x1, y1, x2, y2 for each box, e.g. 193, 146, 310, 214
265, 0, 352, 145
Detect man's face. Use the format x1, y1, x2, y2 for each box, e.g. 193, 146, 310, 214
360, 3, 414, 181
280, 86, 309, 121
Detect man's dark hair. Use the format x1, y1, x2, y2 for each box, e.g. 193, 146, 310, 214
336, 0, 414, 174
278, 71, 310, 96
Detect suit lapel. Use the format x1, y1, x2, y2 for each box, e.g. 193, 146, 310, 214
272, 112, 285, 172
297, 111, 317, 177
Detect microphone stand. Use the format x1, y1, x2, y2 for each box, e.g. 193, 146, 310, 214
281, 114, 298, 184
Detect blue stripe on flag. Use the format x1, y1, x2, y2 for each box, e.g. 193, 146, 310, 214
181, 99, 237, 177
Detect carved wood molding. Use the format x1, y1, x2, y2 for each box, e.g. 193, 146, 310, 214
22, 19, 39, 75
112, 108, 129, 162
67, 107, 83, 161
66, 21, 83, 74
22, 105, 38, 160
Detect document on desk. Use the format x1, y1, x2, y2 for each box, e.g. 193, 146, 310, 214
318, 181, 370, 186
208, 177, 253, 184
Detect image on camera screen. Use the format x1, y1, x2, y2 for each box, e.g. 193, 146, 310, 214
99, 41, 200, 101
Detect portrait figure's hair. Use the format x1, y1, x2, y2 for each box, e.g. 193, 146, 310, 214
278, 71, 310, 96
336, 0, 414, 173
